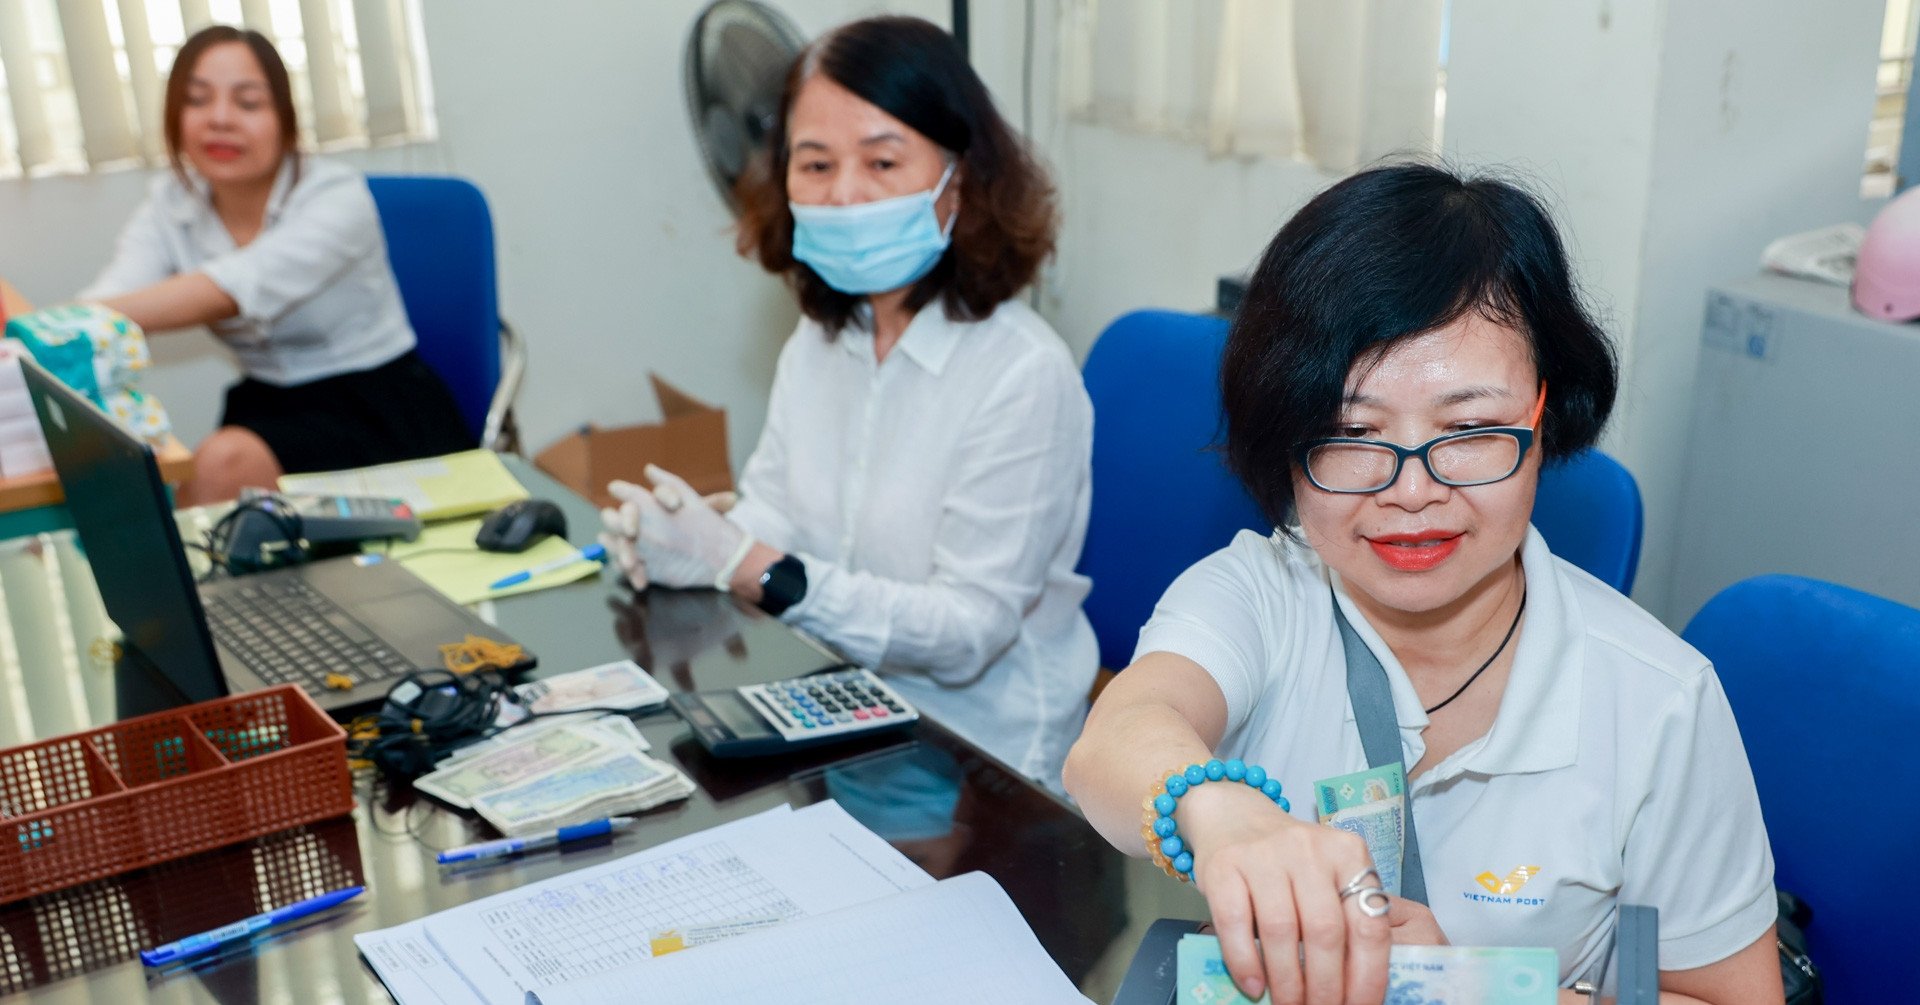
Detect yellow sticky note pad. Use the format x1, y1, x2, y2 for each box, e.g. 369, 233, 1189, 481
372, 518, 598, 605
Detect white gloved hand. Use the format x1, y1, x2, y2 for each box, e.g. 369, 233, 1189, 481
597, 499, 648, 590
610, 464, 755, 591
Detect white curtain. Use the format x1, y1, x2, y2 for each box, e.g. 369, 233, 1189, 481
0, 0, 434, 177
1067, 0, 1445, 170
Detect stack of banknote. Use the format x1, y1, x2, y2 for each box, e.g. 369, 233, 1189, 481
1176, 934, 1559, 1004
412, 664, 698, 837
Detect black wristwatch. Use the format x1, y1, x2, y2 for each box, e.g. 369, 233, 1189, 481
756, 554, 807, 617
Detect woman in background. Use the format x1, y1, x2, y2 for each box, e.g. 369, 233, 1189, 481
81, 25, 468, 504
599, 16, 1097, 787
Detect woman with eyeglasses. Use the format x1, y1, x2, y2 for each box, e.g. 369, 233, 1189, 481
1063, 165, 1779, 1004
79, 25, 469, 504
596, 16, 1095, 788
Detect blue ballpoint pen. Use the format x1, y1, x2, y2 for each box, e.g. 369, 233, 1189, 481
140, 885, 365, 967
438, 816, 639, 864
488, 542, 607, 590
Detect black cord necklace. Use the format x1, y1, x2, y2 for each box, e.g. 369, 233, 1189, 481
1423, 586, 1528, 716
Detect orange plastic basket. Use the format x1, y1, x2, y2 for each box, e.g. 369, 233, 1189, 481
0, 685, 352, 905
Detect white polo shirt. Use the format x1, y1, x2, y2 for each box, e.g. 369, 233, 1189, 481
79, 156, 416, 386
726, 299, 1098, 789
1136, 527, 1776, 988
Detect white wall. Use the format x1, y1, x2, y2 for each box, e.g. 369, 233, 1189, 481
0, 1, 1891, 630
1621, 0, 1883, 624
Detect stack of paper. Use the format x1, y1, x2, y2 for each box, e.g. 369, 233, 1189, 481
0, 340, 51, 476
356, 802, 1088, 1005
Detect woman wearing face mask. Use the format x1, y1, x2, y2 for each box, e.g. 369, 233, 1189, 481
1064, 165, 1779, 1004
79, 26, 470, 504
599, 16, 1095, 787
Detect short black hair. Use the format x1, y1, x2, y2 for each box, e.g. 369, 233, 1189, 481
1221, 162, 1617, 528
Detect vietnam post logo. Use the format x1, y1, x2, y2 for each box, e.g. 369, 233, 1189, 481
1475, 865, 1541, 895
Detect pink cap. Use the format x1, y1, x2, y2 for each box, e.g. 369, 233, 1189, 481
1853, 185, 1920, 321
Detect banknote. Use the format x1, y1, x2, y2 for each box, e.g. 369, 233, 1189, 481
1314, 763, 1406, 897
495, 659, 668, 726
414, 725, 612, 810
1176, 935, 1558, 1005
472, 751, 694, 836
438, 713, 649, 768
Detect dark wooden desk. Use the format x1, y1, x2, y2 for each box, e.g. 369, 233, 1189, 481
0, 459, 1206, 1003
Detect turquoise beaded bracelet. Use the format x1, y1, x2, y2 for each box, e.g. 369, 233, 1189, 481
1149, 758, 1289, 881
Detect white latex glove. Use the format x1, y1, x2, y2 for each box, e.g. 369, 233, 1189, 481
597, 499, 648, 590
610, 464, 755, 591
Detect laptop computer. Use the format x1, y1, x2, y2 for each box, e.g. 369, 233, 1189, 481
23, 358, 536, 717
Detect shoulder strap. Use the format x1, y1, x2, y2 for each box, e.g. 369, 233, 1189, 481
1332, 593, 1429, 905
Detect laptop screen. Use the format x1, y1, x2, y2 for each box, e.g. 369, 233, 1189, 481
23, 359, 227, 705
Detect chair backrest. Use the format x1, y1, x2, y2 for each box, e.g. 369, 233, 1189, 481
1681, 575, 1920, 1005
1530, 448, 1643, 594
364, 174, 500, 444
1077, 311, 1270, 670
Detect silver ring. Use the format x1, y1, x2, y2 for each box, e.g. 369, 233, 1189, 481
1337, 868, 1381, 900
1354, 886, 1391, 918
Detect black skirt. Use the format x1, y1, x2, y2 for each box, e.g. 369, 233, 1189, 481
219, 350, 475, 475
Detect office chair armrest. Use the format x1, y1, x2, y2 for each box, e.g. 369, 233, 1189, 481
483, 317, 526, 453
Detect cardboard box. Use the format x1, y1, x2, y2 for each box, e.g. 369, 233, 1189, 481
535, 375, 733, 510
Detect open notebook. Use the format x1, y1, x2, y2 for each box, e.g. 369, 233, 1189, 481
531, 871, 1088, 1004
356, 801, 1086, 1005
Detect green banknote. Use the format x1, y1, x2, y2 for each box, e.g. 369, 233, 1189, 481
1313, 763, 1407, 896
1176, 935, 1558, 1005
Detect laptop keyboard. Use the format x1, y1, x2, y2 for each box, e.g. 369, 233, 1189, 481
204, 578, 417, 691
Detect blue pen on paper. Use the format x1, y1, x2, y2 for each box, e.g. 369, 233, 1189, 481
438, 816, 639, 865
488, 542, 607, 591
139, 885, 364, 967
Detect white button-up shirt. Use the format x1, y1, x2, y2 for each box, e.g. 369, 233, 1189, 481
728, 299, 1098, 786
1136, 527, 1776, 992
79, 156, 416, 386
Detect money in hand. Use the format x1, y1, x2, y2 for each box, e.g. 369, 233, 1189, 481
1176, 935, 1558, 1005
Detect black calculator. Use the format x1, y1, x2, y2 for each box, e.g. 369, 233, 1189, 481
670, 668, 919, 758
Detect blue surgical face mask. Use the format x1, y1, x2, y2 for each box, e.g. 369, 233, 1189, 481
789, 162, 957, 295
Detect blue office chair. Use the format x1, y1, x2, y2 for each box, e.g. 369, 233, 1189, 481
1682, 575, 1920, 1005
364, 175, 524, 450
1078, 311, 1270, 671
1531, 448, 1642, 594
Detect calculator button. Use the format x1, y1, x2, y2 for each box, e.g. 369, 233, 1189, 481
800, 720, 816, 729
871, 707, 889, 717
834, 713, 852, 723
852, 709, 870, 720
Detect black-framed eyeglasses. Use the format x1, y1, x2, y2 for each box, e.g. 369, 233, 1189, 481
1296, 427, 1536, 494
1295, 384, 1548, 495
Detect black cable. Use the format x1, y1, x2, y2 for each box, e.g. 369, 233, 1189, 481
198, 494, 307, 578
1423, 587, 1527, 716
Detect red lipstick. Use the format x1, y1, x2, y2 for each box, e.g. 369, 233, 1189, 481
1366, 532, 1462, 572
